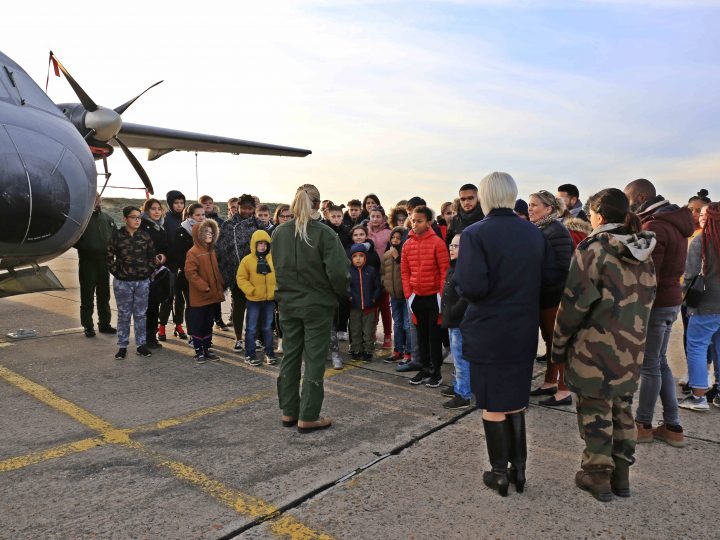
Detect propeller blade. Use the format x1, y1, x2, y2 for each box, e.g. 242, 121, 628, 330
114, 80, 164, 115
113, 136, 155, 195
50, 51, 98, 112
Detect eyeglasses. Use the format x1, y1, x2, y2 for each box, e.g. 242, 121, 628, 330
280, 214, 291, 219
126, 215, 141, 220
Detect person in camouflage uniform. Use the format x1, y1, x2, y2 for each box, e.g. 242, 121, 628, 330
552, 188, 657, 502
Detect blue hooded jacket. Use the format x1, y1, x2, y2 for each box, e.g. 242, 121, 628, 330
349, 243, 381, 310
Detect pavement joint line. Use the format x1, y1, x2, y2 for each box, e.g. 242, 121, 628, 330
0, 362, 333, 539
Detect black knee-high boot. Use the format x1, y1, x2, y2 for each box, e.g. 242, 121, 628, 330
482, 419, 510, 497
506, 410, 527, 493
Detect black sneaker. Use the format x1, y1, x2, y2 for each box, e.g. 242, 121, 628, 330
440, 385, 456, 398
98, 325, 117, 335
443, 395, 472, 410
215, 319, 230, 331
195, 354, 207, 364
425, 374, 443, 388
363, 353, 373, 362
84, 327, 96, 338
114, 348, 127, 359
409, 371, 430, 385
146, 340, 163, 349
350, 352, 362, 361
136, 345, 152, 357
681, 382, 692, 395
204, 351, 220, 361
705, 386, 718, 402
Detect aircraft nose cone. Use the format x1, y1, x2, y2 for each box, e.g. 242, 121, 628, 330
84, 106, 122, 141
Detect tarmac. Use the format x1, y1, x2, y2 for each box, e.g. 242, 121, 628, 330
0, 250, 718, 540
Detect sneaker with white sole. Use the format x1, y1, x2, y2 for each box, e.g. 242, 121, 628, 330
331, 352, 343, 370
337, 331, 349, 342
265, 354, 278, 366
245, 355, 262, 367
277, 339, 283, 354
678, 394, 710, 412
425, 374, 443, 388
409, 371, 431, 385
233, 340, 243, 353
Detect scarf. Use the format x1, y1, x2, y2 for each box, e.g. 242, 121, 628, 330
141, 212, 164, 231
181, 218, 197, 234
533, 213, 557, 230
256, 253, 271, 275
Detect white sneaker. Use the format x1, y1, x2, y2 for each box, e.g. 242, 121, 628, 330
277, 338, 283, 354
337, 331, 349, 342
678, 394, 710, 412
331, 352, 343, 370
233, 340, 243, 353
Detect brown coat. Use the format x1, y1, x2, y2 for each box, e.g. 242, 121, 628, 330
381, 247, 405, 299
184, 220, 225, 307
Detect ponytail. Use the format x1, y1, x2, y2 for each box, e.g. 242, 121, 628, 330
588, 187, 641, 234
290, 184, 321, 246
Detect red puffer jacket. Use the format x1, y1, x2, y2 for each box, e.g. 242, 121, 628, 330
400, 229, 450, 298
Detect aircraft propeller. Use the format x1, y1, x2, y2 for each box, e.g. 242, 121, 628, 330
50, 51, 160, 194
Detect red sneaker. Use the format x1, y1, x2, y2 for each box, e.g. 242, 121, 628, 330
157, 324, 166, 342
403, 353, 412, 362
382, 335, 392, 349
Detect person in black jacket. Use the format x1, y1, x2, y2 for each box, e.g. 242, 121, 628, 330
440, 232, 472, 410
527, 190, 574, 407
169, 203, 206, 341
140, 198, 170, 349
446, 184, 485, 246
327, 205, 352, 249
159, 190, 187, 340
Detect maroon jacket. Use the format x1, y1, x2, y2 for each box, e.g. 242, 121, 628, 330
639, 199, 694, 308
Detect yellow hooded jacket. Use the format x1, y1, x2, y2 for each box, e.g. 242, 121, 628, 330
236, 229, 276, 301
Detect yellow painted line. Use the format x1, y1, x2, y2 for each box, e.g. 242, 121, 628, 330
0, 342, 12, 348
0, 437, 105, 473
130, 391, 274, 433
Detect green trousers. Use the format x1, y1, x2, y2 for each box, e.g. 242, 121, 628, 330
349, 308, 376, 354
576, 395, 636, 471
79, 255, 112, 329
277, 306, 333, 422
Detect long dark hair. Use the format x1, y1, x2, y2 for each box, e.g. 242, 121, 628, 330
702, 203, 720, 266
587, 188, 641, 234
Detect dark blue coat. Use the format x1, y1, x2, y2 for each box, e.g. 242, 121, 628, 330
455, 208, 557, 366
350, 263, 381, 310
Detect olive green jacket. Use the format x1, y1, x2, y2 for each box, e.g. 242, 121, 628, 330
74, 208, 116, 259
271, 219, 350, 311
552, 225, 657, 398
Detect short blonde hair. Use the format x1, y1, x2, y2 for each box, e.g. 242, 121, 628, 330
478, 172, 518, 215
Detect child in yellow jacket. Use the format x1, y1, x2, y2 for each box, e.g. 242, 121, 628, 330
237, 229, 276, 366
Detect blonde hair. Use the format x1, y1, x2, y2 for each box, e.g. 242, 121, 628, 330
478, 172, 518, 215
290, 184, 321, 245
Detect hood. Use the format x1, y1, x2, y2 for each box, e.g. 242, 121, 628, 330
457, 203, 485, 224
590, 228, 657, 264
166, 190, 186, 208
649, 206, 695, 238
191, 219, 219, 251
249, 229, 272, 257
564, 217, 592, 235
350, 243, 367, 266
390, 226, 407, 248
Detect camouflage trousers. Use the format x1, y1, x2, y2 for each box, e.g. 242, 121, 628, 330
113, 278, 150, 348
576, 395, 636, 471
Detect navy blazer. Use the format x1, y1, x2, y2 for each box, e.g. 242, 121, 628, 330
455, 208, 557, 365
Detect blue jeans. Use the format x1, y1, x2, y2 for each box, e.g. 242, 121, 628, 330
635, 305, 681, 426
390, 298, 411, 354
245, 301, 275, 358
406, 299, 419, 362
686, 314, 720, 390
450, 328, 472, 399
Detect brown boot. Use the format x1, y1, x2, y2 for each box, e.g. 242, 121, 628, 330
575, 469, 612, 502
281, 415, 297, 428
652, 423, 685, 448
635, 421, 653, 443
610, 459, 630, 497
297, 417, 332, 434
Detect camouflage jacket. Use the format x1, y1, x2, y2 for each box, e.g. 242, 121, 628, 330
552, 224, 657, 398
107, 227, 156, 281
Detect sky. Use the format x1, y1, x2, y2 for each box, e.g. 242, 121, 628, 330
2, 0, 719, 211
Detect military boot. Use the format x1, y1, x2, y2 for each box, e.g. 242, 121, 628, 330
610, 458, 631, 497
482, 419, 510, 497
506, 411, 527, 493
575, 469, 612, 502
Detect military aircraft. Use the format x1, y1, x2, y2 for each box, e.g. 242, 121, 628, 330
0, 51, 311, 297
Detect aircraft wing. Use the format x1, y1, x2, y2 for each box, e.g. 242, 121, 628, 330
114, 122, 312, 161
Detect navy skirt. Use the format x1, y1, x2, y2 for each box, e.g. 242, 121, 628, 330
470, 360, 534, 412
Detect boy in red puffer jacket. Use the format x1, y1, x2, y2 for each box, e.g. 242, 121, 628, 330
401, 206, 450, 388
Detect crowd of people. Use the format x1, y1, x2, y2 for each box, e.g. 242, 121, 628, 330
75, 174, 720, 501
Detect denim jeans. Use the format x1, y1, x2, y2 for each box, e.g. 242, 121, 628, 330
449, 328, 473, 399
635, 305, 681, 426
245, 300, 275, 357
686, 314, 720, 390
390, 298, 411, 354
406, 299, 419, 362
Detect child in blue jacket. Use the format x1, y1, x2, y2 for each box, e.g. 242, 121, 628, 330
349, 243, 381, 361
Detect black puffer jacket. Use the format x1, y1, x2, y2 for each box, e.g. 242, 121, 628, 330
441, 263, 468, 329
539, 219, 573, 308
